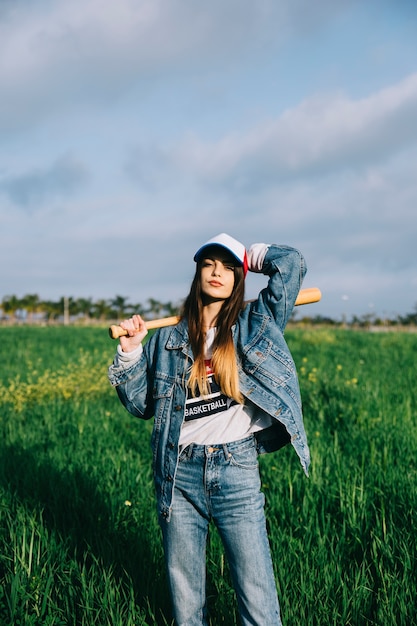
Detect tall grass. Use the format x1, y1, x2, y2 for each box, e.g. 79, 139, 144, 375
0, 326, 416, 625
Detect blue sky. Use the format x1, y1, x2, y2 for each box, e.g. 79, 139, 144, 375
1, 0, 416, 320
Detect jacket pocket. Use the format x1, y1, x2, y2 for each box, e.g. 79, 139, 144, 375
152, 372, 174, 401
242, 337, 294, 387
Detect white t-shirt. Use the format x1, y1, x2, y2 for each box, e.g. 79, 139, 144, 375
178, 328, 272, 448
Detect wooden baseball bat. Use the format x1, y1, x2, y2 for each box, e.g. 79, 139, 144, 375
109, 287, 321, 339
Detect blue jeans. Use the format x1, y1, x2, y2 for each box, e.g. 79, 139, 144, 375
159, 435, 282, 626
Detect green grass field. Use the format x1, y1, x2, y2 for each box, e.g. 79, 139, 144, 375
0, 326, 416, 625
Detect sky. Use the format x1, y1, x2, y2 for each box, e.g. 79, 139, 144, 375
1, 0, 417, 321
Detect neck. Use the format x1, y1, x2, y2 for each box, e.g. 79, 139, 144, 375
202, 300, 223, 329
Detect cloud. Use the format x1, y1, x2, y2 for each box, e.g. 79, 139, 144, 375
0, 154, 90, 209
135, 72, 417, 189
0, 0, 362, 134
0, 1, 269, 129
183, 74, 417, 184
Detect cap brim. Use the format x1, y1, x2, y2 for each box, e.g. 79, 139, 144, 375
193, 243, 242, 266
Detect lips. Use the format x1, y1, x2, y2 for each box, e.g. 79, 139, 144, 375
208, 281, 223, 287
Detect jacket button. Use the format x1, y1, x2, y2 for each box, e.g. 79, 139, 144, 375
175, 405, 182, 411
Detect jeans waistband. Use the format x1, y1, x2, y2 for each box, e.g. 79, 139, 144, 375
180, 434, 256, 461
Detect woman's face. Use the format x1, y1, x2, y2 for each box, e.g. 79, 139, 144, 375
200, 250, 237, 302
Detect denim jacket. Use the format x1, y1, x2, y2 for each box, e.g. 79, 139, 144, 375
108, 245, 310, 520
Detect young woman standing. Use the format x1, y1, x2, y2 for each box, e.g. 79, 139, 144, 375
108, 233, 310, 625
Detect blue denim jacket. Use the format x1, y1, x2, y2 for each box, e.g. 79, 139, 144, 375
108, 245, 310, 519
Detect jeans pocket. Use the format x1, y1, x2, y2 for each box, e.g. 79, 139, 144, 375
229, 444, 258, 470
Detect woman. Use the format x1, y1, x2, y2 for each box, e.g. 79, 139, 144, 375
108, 233, 310, 625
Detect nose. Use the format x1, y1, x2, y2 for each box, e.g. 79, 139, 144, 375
212, 261, 221, 276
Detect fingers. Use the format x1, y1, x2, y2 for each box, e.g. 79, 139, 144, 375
121, 314, 147, 337
119, 315, 148, 352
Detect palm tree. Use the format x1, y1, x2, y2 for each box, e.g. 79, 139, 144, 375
42, 299, 62, 322
1, 295, 21, 323
163, 300, 182, 316
21, 293, 41, 323
145, 298, 165, 319
110, 295, 130, 320
75, 297, 94, 321
92, 299, 112, 322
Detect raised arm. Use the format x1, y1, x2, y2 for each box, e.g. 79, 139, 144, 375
247, 243, 307, 330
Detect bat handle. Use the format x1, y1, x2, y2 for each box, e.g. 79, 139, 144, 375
109, 315, 181, 339
109, 325, 128, 340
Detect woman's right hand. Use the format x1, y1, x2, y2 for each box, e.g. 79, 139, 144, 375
119, 314, 148, 352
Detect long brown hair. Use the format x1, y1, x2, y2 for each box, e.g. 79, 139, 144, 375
181, 259, 245, 403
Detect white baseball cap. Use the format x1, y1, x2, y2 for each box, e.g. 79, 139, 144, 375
194, 233, 248, 276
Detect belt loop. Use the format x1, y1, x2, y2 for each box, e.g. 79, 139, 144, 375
181, 443, 193, 459
222, 443, 231, 460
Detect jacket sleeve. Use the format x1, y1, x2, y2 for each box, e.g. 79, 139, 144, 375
250, 244, 307, 331
108, 340, 155, 420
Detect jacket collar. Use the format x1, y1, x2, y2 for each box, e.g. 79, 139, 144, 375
165, 318, 190, 350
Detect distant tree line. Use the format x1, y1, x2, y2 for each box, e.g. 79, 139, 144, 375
1, 293, 416, 327
0, 294, 182, 324
295, 310, 417, 328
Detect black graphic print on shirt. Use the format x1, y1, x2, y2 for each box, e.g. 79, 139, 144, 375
184, 360, 238, 422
